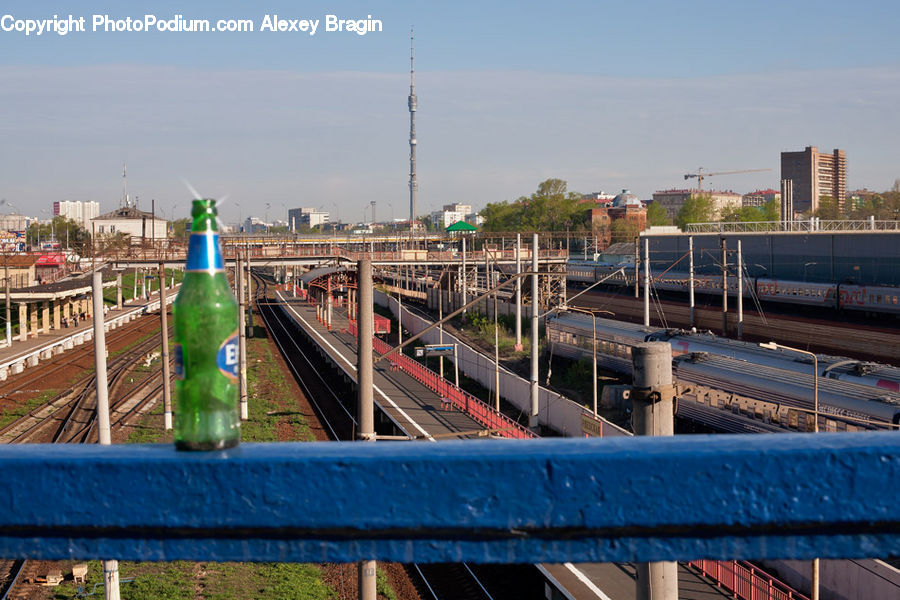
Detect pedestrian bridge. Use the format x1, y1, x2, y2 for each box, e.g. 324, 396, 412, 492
0, 432, 897, 564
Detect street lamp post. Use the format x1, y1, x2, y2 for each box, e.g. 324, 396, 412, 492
760, 340, 819, 600
563, 306, 601, 416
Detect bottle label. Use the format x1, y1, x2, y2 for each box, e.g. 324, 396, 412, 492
174, 343, 184, 380
186, 231, 225, 272
217, 330, 240, 382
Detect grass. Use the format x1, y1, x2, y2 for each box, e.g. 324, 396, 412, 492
0, 389, 59, 430
103, 269, 184, 306
98, 318, 340, 600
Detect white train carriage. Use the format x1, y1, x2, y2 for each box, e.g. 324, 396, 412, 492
839, 284, 900, 316
754, 279, 838, 308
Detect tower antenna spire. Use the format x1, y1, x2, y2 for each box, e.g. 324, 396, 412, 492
121, 162, 128, 209
408, 28, 418, 231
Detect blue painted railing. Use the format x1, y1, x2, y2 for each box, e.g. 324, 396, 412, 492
1, 432, 898, 563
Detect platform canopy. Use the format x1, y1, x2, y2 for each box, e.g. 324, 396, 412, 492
445, 221, 477, 232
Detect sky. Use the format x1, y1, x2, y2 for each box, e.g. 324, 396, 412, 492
0, 0, 898, 225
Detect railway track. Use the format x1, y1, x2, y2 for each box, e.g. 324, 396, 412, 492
577, 289, 900, 363
257, 276, 544, 599
0, 311, 171, 599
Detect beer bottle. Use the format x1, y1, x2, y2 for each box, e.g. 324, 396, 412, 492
173, 199, 240, 450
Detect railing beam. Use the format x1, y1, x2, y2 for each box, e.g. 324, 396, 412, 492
0, 433, 898, 564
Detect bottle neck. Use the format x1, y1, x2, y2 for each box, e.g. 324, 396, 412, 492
186, 225, 224, 272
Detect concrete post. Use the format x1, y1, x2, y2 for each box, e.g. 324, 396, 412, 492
688, 236, 695, 329
158, 263, 173, 430
53, 301, 61, 331
91, 271, 121, 600
18, 303, 27, 341
356, 258, 376, 600
737, 240, 743, 340
643, 237, 650, 327
30, 303, 38, 337
721, 238, 728, 335
63, 300, 70, 323
41, 301, 49, 334
237, 256, 248, 421
116, 273, 123, 309
632, 341, 677, 600
461, 237, 467, 319
529, 233, 539, 428
515, 233, 522, 351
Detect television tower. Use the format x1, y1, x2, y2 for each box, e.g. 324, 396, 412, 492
408, 29, 418, 229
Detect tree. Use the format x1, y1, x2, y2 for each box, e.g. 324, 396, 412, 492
814, 195, 844, 220
481, 178, 590, 232
646, 201, 671, 226
675, 194, 715, 230
761, 199, 780, 221
609, 219, 640, 244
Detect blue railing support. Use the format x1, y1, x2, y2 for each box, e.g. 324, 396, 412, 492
1, 432, 898, 564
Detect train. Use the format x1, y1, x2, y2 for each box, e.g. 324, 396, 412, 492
545, 311, 900, 432
567, 260, 900, 317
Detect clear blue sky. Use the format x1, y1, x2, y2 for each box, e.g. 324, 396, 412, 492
1, 0, 898, 223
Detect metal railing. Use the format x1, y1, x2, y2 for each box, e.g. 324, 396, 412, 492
689, 559, 810, 600
685, 219, 900, 233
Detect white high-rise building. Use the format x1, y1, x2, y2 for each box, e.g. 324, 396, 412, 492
54, 201, 100, 228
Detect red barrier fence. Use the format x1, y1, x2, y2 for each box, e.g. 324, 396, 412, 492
688, 560, 810, 600
369, 336, 536, 439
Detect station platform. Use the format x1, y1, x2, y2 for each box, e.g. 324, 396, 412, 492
275, 291, 750, 600
277, 293, 497, 440
0, 286, 176, 380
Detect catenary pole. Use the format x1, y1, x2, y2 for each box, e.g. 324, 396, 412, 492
515, 233, 522, 351
158, 263, 172, 430
529, 233, 539, 428
237, 255, 248, 421
688, 236, 695, 329
643, 237, 650, 327
632, 341, 678, 600
356, 258, 376, 600
91, 272, 120, 600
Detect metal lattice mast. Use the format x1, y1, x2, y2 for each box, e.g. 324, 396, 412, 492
408, 29, 418, 230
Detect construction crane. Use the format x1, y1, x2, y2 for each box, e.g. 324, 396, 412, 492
684, 167, 771, 192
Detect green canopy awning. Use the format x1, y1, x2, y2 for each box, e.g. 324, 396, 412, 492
446, 220, 477, 232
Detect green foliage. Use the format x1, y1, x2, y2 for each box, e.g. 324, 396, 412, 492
171, 218, 192, 239
675, 194, 715, 229
482, 178, 589, 232
609, 219, 640, 244
377, 567, 399, 600
646, 201, 671, 226
720, 205, 770, 223
814, 195, 844, 220
761, 199, 780, 221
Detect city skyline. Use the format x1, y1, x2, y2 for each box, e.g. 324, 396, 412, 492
1, 0, 898, 224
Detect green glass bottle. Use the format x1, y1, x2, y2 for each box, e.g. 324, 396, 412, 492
173, 199, 240, 450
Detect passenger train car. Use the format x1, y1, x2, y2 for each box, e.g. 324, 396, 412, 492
567, 260, 900, 317
546, 311, 900, 432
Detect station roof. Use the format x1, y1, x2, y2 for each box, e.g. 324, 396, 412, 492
446, 221, 477, 232
300, 265, 348, 285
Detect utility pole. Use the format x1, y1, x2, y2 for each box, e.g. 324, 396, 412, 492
237, 255, 248, 421
737, 240, 743, 340
632, 341, 678, 600
356, 258, 376, 600
643, 237, 650, 327
515, 233, 522, 351
529, 233, 539, 429
5, 254, 11, 347
688, 236, 695, 329
721, 238, 728, 336
91, 272, 121, 600
158, 263, 172, 430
